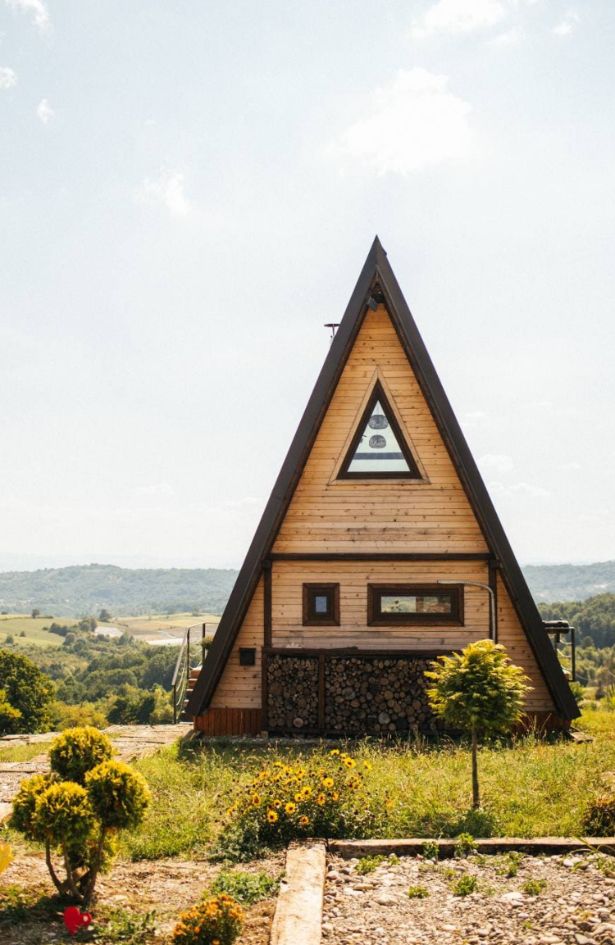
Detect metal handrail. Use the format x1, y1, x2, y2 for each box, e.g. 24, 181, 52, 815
172, 623, 208, 723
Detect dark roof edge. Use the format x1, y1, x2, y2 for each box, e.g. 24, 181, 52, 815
188, 238, 579, 721
187, 237, 383, 714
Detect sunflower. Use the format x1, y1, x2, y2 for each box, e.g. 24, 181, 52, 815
251, 793, 261, 806
329, 748, 340, 756
267, 809, 278, 823
285, 802, 297, 815
363, 760, 373, 771
321, 777, 334, 789
301, 786, 312, 799
298, 815, 310, 827
273, 799, 282, 809
343, 757, 356, 768
316, 793, 326, 806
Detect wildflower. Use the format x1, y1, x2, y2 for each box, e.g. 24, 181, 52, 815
316, 793, 326, 805
332, 791, 340, 801
251, 793, 261, 806
273, 798, 282, 808
301, 786, 312, 799
363, 760, 373, 771
322, 777, 334, 789
267, 809, 278, 823
285, 802, 297, 815
299, 815, 310, 827
343, 757, 356, 768
330, 748, 340, 756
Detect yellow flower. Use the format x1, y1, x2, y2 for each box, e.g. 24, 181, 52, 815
273, 798, 282, 809
251, 793, 261, 806
343, 757, 356, 768
332, 791, 340, 801
294, 792, 304, 802
299, 815, 310, 827
267, 809, 279, 823
301, 786, 312, 799
285, 801, 297, 815
322, 777, 334, 789
316, 793, 326, 805
363, 760, 373, 771
329, 748, 340, 756
226, 806, 236, 817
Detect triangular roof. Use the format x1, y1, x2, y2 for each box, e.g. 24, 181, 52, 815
188, 238, 579, 720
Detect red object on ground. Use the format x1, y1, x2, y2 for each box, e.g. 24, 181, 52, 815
63, 906, 92, 935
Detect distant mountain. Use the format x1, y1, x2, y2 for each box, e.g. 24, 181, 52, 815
522, 561, 615, 603
0, 559, 614, 618
0, 564, 239, 617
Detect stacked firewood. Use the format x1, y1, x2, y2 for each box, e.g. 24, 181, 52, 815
267, 655, 319, 731
324, 657, 434, 735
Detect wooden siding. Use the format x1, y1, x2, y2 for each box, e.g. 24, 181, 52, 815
210, 576, 263, 710
273, 305, 488, 555
495, 573, 554, 712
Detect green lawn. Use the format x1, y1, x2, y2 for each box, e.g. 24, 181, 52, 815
119, 708, 615, 860
0, 741, 51, 763
0, 615, 64, 648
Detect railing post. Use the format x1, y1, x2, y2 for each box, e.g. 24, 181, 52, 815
173, 682, 177, 724
186, 628, 191, 681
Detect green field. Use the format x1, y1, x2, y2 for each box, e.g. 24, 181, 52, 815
0, 612, 219, 648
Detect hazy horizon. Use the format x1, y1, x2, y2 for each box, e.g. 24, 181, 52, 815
2, 1, 614, 569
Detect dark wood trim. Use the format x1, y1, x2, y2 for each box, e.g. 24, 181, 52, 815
302, 583, 340, 626
264, 646, 454, 659
367, 583, 464, 627
261, 648, 269, 733
488, 559, 499, 643
187, 238, 578, 722
263, 560, 272, 648
337, 380, 422, 480
271, 552, 492, 562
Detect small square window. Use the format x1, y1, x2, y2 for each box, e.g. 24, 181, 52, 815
239, 647, 256, 666
303, 583, 340, 626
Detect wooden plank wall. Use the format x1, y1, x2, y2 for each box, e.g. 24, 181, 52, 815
273, 306, 488, 555
210, 576, 263, 710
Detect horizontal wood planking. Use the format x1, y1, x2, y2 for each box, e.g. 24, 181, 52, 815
495, 572, 554, 711
210, 577, 264, 709
272, 307, 488, 555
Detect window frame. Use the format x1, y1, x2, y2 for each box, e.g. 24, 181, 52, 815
367, 583, 464, 626
302, 583, 340, 626
337, 381, 422, 480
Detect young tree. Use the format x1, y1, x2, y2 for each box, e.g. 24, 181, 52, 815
425, 640, 531, 809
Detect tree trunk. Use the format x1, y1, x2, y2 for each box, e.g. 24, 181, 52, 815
45, 840, 65, 895
471, 727, 480, 809
83, 827, 106, 907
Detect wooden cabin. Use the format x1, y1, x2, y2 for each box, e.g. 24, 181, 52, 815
187, 239, 579, 736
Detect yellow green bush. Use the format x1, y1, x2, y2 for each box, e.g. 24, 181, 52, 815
582, 793, 615, 836
172, 893, 244, 945
222, 749, 375, 854
49, 725, 113, 784
86, 760, 150, 830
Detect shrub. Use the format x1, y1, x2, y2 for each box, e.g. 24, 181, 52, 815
86, 760, 151, 830
172, 894, 244, 945
0, 689, 22, 732
210, 870, 278, 904
49, 726, 114, 784
451, 874, 478, 896
421, 840, 439, 861
222, 749, 375, 854
51, 701, 107, 731
407, 885, 429, 898
426, 641, 531, 809
0, 649, 54, 734
582, 793, 615, 836
11, 727, 149, 905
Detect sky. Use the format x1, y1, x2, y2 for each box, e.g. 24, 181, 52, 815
1, 0, 614, 571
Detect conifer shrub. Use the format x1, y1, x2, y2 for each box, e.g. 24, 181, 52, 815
10, 726, 150, 905
49, 726, 113, 784
172, 894, 244, 945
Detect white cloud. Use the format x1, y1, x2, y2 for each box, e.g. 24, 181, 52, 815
332, 68, 475, 176
36, 97, 54, 124
488, 27, 522, 46
0, 66, 17, 89
136, 170, 192, 217
411, 0, 506, 38
5, 0, 49, 31
553, 12, 579, 36
134, 482, 176, 499
478, 453, 514, 474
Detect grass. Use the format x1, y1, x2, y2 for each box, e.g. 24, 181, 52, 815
0, 741, 51, 762
210, 869, 279, 903
112, 708, 615, 861
451, 874, 478, 896
0, 615, 65, 648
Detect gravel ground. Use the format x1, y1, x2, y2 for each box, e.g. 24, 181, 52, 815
323, 851, 615, 945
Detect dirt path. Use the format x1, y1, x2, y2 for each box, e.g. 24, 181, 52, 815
0, 723, 191, 816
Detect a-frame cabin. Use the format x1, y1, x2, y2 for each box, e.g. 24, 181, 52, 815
187, 239, 579, 736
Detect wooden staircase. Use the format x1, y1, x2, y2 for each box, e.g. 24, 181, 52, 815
183, 666, 202, 720
171, 624, 208, 723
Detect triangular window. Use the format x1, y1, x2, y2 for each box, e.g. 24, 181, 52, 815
338, 383, 421, 479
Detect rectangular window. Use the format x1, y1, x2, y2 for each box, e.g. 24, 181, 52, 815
239, 647, 256, 666
367, 584, 463, 626
303, 583, 340, 626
